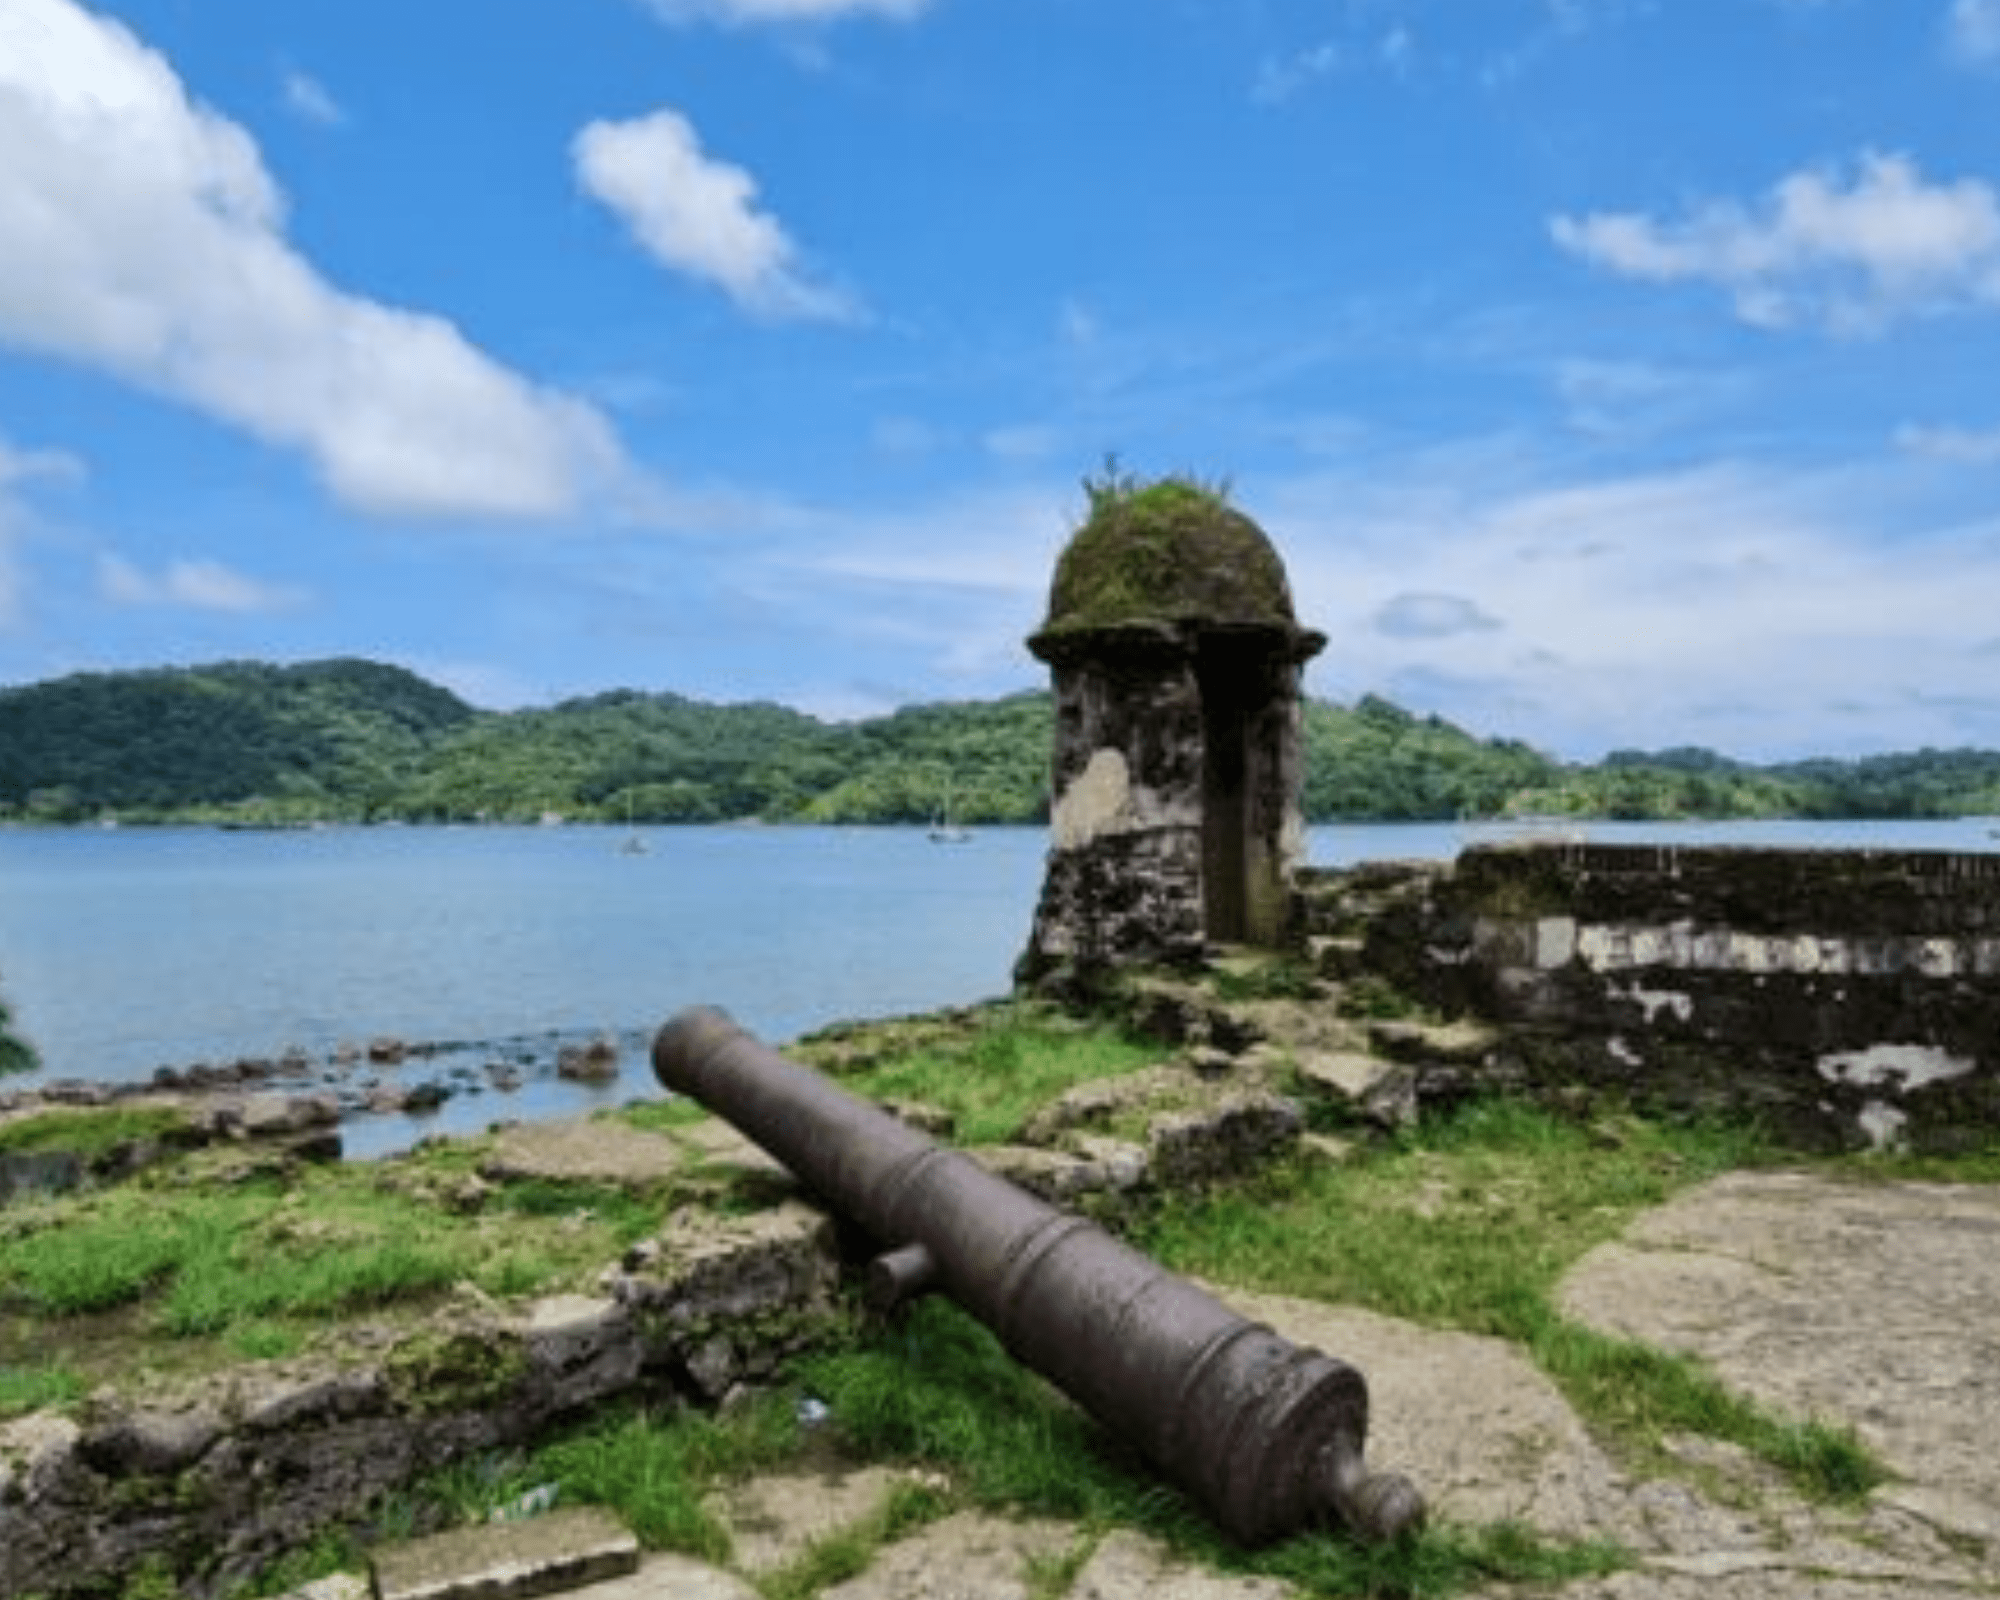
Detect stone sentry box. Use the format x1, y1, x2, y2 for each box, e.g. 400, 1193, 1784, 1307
1016, 478, 1323, 986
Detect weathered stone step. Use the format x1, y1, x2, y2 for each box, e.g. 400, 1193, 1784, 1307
1305, 932, 1367, 978
1365, 1017, 1499, 1067
369, 1506, 639, 1600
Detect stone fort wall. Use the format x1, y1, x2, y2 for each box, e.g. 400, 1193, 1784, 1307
1302, 842, 2000, 1152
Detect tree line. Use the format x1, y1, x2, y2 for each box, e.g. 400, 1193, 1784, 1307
3, 659, 2000, 828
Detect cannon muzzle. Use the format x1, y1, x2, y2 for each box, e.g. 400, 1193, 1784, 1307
653, 1004, 1424, 1548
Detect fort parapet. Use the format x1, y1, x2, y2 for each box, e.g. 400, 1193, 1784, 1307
1302, 841, 2000, 1152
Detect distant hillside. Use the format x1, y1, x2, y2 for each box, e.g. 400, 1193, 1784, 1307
3, 658, 1999, 825
0, 659, 474, 815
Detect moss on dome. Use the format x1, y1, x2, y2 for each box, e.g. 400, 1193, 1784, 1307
1035, 473, 1299, 642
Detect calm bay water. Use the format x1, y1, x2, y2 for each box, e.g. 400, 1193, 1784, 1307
2, 817, 1994, 1155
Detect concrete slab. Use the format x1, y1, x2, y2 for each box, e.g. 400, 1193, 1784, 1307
706, 1465, 921, 1577
1067, 1530, 1294, 1599
814, 1511, 1077, 1600
369, 1507, 638, 1600
1560, 1170, 2000, 1543
552, 1552, 759, 1599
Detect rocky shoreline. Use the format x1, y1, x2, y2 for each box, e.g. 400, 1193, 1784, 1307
0, 1022, 654, 1123
0, 1023, 663, 1202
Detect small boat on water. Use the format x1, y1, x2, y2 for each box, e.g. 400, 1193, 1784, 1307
618, 794, 649, 854
927, 780, 972, 843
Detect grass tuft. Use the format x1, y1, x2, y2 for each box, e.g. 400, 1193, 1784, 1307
0, 1163, 648, 1366
758, 1479, 954, 1600
0, 1361, 85, 1418
0, 1106, 191, 1159
523, 1391, 805, 1561
834, 1007, 1160, 1146
800, 1298, 1159, 1526
1245, 1517, 1627, 1598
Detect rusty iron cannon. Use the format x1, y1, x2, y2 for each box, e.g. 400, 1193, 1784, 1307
652, 1006, 1425, 1547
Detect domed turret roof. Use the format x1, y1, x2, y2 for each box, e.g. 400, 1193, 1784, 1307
1033, 476, 1302, 646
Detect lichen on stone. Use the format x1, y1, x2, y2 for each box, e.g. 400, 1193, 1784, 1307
382, 1326, 527, 1416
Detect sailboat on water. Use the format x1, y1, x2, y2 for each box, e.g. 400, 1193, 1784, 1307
619, 793, 649, 854
927, 783, 972, 844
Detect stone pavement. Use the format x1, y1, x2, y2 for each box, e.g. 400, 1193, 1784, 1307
318, 1171, 2000, 1600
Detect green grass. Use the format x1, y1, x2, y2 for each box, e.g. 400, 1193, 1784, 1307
523, 1392, 809, 1561
616, 1097, 714, 1134
833, 1007, 1159, 1146
757, 1479, 953, 1600
1209, 956, 1323, 1002
220, 1529, 365, 1600
0, 1164, 640, 1355
0, 1361, 85, 1418
226, 1320, 306, 1361
801, 1298, 1155, 1526
1, 1194, 197, 1314
0, 1183, 461, 1328
1822, 1134, 2000, 1185
484, 1177, 665, 1246
0, 1106, 191, 1159
1140, 1097, 1883, 1502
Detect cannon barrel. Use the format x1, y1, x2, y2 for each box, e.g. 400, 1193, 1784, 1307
653, 1006, 1424, 1547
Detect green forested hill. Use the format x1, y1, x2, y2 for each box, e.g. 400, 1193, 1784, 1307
1302, 696, 1558, 820
0, 659, 475, 817
3, 658, 1999, 825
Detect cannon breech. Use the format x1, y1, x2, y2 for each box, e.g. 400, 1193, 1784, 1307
652, 1005, 1423, 1547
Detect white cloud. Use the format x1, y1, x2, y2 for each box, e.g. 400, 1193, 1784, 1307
870, 416, 942, 456
0, 436, 85, 630
636, 0, 930, 25
0, 439, 86, 492
731, 480, 1069, 694
1059, 299, 1100, 347
1252, 42, 1342, 106
1550, 358, 1747, 441
983, 424, 1060, 461
281, 69, 344, 127
1253, 23, 1415, 105
1948, 0, 2000, 64
0, 0, 625, 519
1896, 421, 2000, 462
573, 108, 856, 322
1551, 151, 2000, 333
0, 536, 19, 628
1373, 592, 1502, 639
96, 553, 308, 613
1260, 453, 2000, 758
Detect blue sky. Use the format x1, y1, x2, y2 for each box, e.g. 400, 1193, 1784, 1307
3, 0, 1999, 760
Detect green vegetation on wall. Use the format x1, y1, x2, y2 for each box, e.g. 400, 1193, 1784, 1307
4, 658, 2000, 827
1040, 465, 1297, 637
